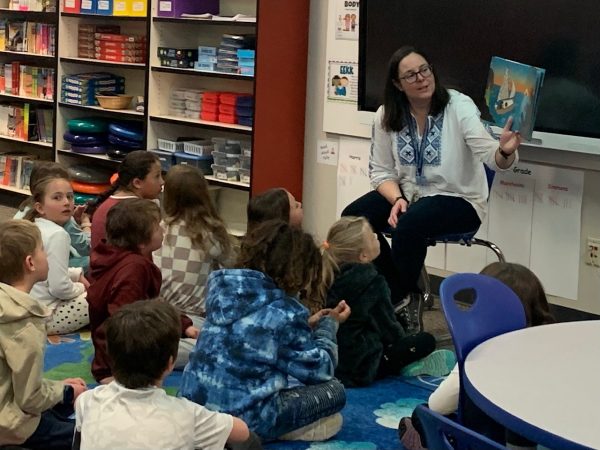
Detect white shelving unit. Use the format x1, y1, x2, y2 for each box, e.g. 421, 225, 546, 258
55, 12, 148, 169
147, 0, 258, 233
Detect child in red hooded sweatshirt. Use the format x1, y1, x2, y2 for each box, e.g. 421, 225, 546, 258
87, 198, 198, 384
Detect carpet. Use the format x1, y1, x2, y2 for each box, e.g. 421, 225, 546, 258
44, 332, 446, 449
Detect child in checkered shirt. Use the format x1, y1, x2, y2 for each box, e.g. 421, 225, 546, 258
153, 164, 235, 330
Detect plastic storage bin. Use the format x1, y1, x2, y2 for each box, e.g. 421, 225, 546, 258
150, 149, 175, 172
239, 168, 251, 184
240, 154, 251, 170
183, 139, 214, 156
157, 138, 185, 153
211, 164, 239, 181
211, 151, 228, 166
174, 152, 213, 175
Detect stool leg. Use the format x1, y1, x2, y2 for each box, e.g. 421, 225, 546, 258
419, 265, 434, 309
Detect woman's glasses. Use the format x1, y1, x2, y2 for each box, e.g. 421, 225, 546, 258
399, 65, 433, 84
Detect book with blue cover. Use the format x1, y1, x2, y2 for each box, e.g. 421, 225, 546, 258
485, 56, 545, 141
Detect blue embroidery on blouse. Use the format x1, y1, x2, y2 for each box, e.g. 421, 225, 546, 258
396, 112, 444, 167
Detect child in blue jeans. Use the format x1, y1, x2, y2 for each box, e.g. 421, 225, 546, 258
180, 220, 350, 442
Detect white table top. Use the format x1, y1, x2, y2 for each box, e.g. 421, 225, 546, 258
464, 320, 600, 450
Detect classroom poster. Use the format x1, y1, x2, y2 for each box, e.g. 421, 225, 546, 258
334, 0, 359, 40
336, 136, 370, 217
327, 60, 358, 104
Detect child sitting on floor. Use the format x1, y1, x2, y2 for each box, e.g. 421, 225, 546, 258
322, 216, 451, 387
154, 164, 235, 330
74, 300, 253, 450
87, 198, 198, 384
15, 161, 91, 271
26, 174, 90, 335
399, 262, 556, 450
180, 220, 350, 442
246, 187, 303, 231
88, 150, 163, 251
0, 220, 87, 450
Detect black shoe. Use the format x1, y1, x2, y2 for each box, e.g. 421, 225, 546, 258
395, 293, 424, 335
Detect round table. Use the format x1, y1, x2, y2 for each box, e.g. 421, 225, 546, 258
464, 320, 600, 450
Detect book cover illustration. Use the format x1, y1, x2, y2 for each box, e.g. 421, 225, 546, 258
485, 56, 545, 141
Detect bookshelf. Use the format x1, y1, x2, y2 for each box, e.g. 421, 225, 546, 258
1, 1, 310, 226
0, 4, 58, 194
54, 10, 149, 167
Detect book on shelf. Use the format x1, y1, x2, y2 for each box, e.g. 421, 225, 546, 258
180, 13, 256, 22
0, 152, 37, 189
485, 56, 545, 141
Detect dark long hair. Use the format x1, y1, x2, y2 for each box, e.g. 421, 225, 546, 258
87, 151, 159, 217
480, 262, 555, 327
246, 188, 290, 232
382, 45, 450, 132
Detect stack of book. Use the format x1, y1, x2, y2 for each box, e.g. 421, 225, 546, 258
61, 72, 125, 106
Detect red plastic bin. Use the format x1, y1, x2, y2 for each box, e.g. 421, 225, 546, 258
218, 113, 237, 124
201, 111, 218, 121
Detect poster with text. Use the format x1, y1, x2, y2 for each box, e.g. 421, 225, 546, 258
327, 61, 358, 104
335, 0, 359, 40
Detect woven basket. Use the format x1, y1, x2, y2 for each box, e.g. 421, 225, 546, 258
96, 95, 133, 110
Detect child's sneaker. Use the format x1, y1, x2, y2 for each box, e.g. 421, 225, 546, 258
400, 349, 456, 377
395, 292, 424, 334
278, 413, 343, 441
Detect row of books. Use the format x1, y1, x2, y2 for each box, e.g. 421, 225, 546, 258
5, 0, 56, 12
0, 104, 52, 143
0, 152, 36, 190
0, 63, 55, 100
0, 20, 57, 56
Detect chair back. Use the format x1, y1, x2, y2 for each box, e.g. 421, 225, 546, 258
415, 404, 506, 450
440, 273, 526, 425
440, 273, 526, 364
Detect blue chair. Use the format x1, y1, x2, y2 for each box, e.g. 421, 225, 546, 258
415, 404, 507, 450
420, 166, 505, 309
439, 273, 526, 426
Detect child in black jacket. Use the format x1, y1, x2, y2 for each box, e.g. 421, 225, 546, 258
323, 216, 453, 387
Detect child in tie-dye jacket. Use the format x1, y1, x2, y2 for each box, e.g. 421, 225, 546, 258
180, 220, 350, 442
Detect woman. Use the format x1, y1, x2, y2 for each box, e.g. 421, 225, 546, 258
342, 46, 521, 317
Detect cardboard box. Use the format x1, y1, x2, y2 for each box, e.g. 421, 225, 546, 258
62, 0, 80, 13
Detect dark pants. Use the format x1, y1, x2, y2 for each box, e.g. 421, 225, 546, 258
377, 332, 437, 378
266, 379, 346, 440
23, 406, 75, 450
343, 192, 481, 302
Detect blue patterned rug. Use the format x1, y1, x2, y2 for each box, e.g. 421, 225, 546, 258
44, 332, 445, 450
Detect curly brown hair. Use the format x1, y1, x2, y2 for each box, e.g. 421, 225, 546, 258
236, 220, 325, 312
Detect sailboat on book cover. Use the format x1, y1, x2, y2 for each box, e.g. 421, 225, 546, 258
485, 56, 545, 141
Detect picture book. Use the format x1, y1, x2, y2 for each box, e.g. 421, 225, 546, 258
485, 56, 545, 141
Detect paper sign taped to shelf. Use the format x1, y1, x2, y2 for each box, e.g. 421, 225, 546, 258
317, 139, 339, 166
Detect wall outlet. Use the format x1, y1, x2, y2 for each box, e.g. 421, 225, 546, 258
586, 237, 600, 266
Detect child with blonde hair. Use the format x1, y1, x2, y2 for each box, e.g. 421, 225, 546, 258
26, 175, 90, 335
322, 216, 452, 387
153, 164, 235, 329
0, 220, 87, 449
180, 220, 349, 442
